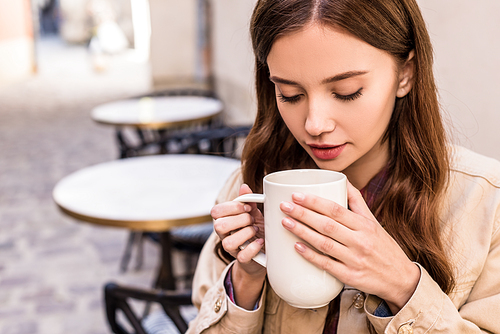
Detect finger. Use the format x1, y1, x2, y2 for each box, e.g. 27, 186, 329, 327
294, 242, 348, 282
281, 198, 358, 238
345, 180, 376, 221
282, 216, 351, 262
289, 191, 363, 231
211, 184, 254, 220
236, 238, 264, 264
238, 183, 261, 214
213, 212, 254, 237
221, 225, 259, 255
239, 183, 253, 196
211, 201, 252, 220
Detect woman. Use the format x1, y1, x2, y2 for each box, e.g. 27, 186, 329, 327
187, 0, 500, 332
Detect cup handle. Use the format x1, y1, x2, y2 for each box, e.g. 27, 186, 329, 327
233, 193, 267, 267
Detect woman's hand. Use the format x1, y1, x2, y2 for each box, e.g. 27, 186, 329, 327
279, 181, 420, 314
211, 184, 266, 309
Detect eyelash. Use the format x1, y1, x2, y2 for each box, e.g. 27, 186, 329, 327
335, 88, 363, 102
278, 93, 301, 104
277, 88, 363, 104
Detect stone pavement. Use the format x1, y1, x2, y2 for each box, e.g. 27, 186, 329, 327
0, 36, 165, 334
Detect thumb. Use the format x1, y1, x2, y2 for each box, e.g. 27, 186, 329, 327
347, 180, 376, 221
238, 183, 261, 213
239, 183, 253, 196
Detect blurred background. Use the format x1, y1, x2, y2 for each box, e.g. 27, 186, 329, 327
0, 0, 498, 333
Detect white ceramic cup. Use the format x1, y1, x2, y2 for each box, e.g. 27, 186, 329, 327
233, 169, 346, 309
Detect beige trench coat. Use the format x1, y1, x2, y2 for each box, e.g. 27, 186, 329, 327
187, 146, 500, 333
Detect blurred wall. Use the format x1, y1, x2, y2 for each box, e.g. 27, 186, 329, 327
0, 0, 35, 86
210, 0, 256, 125
147, 0, 256, 125
59, 0, 90, 43
59, 0, 134, 44
417, 0, 500, 160
149, 0, 198, 87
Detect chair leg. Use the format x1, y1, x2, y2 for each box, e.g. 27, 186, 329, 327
104, 282, 193, 334
134, 232, 145, 271
120, 232, 135, 272
119, 300, 148, 334
120, 231, 145, 272
105, 283, 148, 334
104, 283, 132, 334
162, 306, 189, 333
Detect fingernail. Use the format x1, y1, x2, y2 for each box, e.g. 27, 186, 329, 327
295, 242, 306, 253
244, 204, 252, 212
256, 238, 264, 245
253, 225, 259, 233
282, 218, 295, 229
292, 192, 305, 202
281, 201, 293, 213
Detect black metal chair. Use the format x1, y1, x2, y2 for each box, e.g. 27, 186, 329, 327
119, 124, 251, 273
104, 283, 195, 334
104, 125, 252, 334
162, 125, 251, 157
115, 88, 220, 159
117, 88, 221, 273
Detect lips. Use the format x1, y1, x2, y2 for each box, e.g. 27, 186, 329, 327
308, 143, 346, 160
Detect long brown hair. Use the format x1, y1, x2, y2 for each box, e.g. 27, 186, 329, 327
221, 0, 454, 297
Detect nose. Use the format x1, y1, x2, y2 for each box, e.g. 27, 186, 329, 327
304, 97, 336, 137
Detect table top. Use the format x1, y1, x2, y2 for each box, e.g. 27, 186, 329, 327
91, 96, 223, 129
53, 155, 241, 231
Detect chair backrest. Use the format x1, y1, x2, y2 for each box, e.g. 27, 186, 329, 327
117, 88, 222, 158
104, 282, 194, 334
165, 125, 252, 158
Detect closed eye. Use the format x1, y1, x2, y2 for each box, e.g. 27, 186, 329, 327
334, 88, 363, 102
277, 93, 302, 104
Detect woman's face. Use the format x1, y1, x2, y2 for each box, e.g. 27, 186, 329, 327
267, 23, 412, 189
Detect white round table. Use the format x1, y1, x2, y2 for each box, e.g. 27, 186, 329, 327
91, 96, 223, 129
53, 154, 240, 289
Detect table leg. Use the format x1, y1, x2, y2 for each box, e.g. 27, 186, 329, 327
155, 231, 176, 290
157, 129, 168, 154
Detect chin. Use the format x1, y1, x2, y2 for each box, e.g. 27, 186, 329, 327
312, 158, 349, 173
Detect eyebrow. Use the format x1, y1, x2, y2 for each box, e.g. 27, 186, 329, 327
269, 70, 368, 86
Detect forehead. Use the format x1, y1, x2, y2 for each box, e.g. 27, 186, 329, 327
267, 23, 397, 81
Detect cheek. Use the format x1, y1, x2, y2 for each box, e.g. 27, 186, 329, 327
278, 106, 305, 133
364, 98, 394, 125
358, 71, 399, 123
342, 95, 395, 143
362, 82, 397, 123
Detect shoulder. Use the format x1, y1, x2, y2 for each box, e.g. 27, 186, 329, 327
449, 145, 500, 188
444, 145, 500, 234
443, 147, 500, 307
